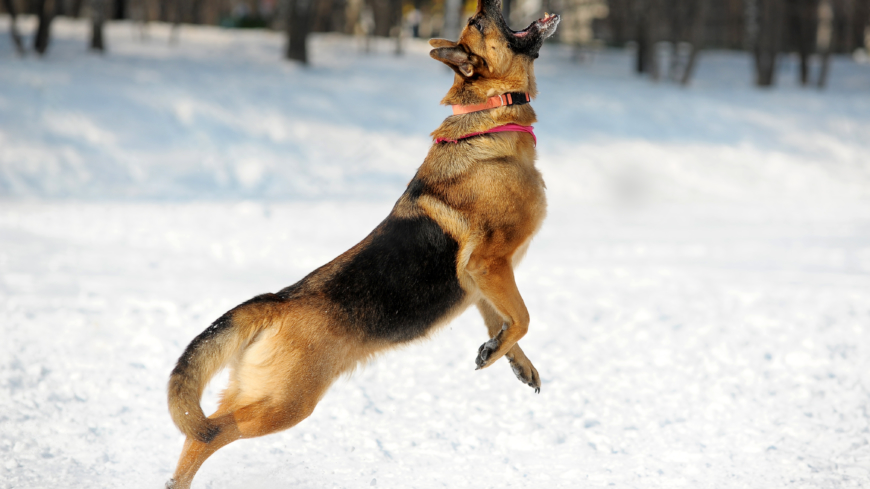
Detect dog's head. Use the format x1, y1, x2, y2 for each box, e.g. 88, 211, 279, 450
429, 0, 559, 103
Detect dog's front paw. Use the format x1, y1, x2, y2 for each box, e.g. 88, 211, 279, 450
475, 338, 500, 369
509, 357, 541, 393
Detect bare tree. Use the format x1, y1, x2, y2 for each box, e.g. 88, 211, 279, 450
681, 0, 709, 85
72, 0, 85, 16
313, 0, 336, 31
634, 0, 654, 74
158, 0, 170, 21
33, 0, 60, 55
368, 0, 396, 36
502, 0, 513, 26
285, 0, 315, 63
170, 0, 183, 44
442, 0, 461, 40
816, 0, 833, 88
787, 0, 820, 85
664, 0, 687, 81
113, 0, 125, 18
2, 0, 26, 55
750, 0, 785, 87
605, 0, 633, 45
91, 0, 108, 51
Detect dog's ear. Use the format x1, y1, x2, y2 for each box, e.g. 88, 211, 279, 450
428, 38, 456, 48
430, 46, 476, 78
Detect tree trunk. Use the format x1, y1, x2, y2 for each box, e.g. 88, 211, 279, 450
605, 0, 631, 45
391, 0, 401, 52
681, 0, 710, 85
789, 0, 819, 86
113, 0, 125, 19
838, 0, 855, 52
665, 0, 684, 82
91, 0, 107, 52
190, 0, 201, 24
170, 0, 182, 44
33, 0, 56, 55
635, 2, 650, 74
443, 0, 461, 40
2, 0, 26, 55
313, 0, 334, 31
753, 0, 784, 87
285, 0, 314, 63
369, 0, 386, 36
648, 2, 660, 81
816, 0, 833, 88
368, 0, 400, 37
158, 0, 169, 21
634, 0, 658, 77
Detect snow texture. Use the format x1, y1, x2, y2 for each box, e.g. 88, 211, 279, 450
2, 17, 870, 489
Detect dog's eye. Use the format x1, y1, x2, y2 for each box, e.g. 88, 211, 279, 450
468, 18, 483, 32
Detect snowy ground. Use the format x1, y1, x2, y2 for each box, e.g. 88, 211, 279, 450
2, 17, 870, 489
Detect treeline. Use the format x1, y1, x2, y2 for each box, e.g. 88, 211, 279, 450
602, 0, 870, 87
2, 0, 410, 59
2, 0, 869, 87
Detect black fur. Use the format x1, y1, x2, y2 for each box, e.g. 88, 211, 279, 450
323, 213, 465, 343
407, 178, 426, 200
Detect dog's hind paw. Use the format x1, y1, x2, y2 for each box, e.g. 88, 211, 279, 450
475, 338, 500, 369
165, 479, 176, 489
509, 356, 541, 393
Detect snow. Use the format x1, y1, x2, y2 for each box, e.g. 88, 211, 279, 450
2, 17, 870, 489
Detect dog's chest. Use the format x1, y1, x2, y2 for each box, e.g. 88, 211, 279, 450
463, 158, 546, 251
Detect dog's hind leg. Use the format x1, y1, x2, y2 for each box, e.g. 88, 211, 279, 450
165, 408, 242, 489
476, 298, 541, 392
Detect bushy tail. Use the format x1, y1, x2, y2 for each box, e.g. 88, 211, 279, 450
167, 303, 269, 443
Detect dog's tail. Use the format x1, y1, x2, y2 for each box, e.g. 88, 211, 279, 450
167, 295, 278, 443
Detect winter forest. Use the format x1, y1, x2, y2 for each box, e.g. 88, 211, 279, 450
4, 0, 870, 84
2, 0, 870, 487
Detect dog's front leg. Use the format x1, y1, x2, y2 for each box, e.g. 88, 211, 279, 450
467, 256, 532, 372
477, 299, 541, 392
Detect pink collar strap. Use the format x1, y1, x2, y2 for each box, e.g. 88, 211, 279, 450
451, 92, 531, 115
435, 123, 536, 146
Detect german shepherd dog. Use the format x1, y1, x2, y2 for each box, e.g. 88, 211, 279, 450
166, 2, 559, 487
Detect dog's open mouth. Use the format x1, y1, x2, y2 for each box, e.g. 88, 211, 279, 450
512, 12, 561, 39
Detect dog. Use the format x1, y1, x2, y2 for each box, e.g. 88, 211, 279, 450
166, 2, 559, 487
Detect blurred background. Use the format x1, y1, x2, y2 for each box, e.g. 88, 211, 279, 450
2, 1, 870, 488
1, 0, 869, 200
2, 0, 870, 78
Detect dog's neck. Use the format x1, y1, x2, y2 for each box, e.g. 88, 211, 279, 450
430, 104, 537, 143
439, 67, 539, 106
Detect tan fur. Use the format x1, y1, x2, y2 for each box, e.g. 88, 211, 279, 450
166, 12, 552, 488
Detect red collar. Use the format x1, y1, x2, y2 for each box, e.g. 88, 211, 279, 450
435, 123, 536, 146
451, 92, 531, 115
